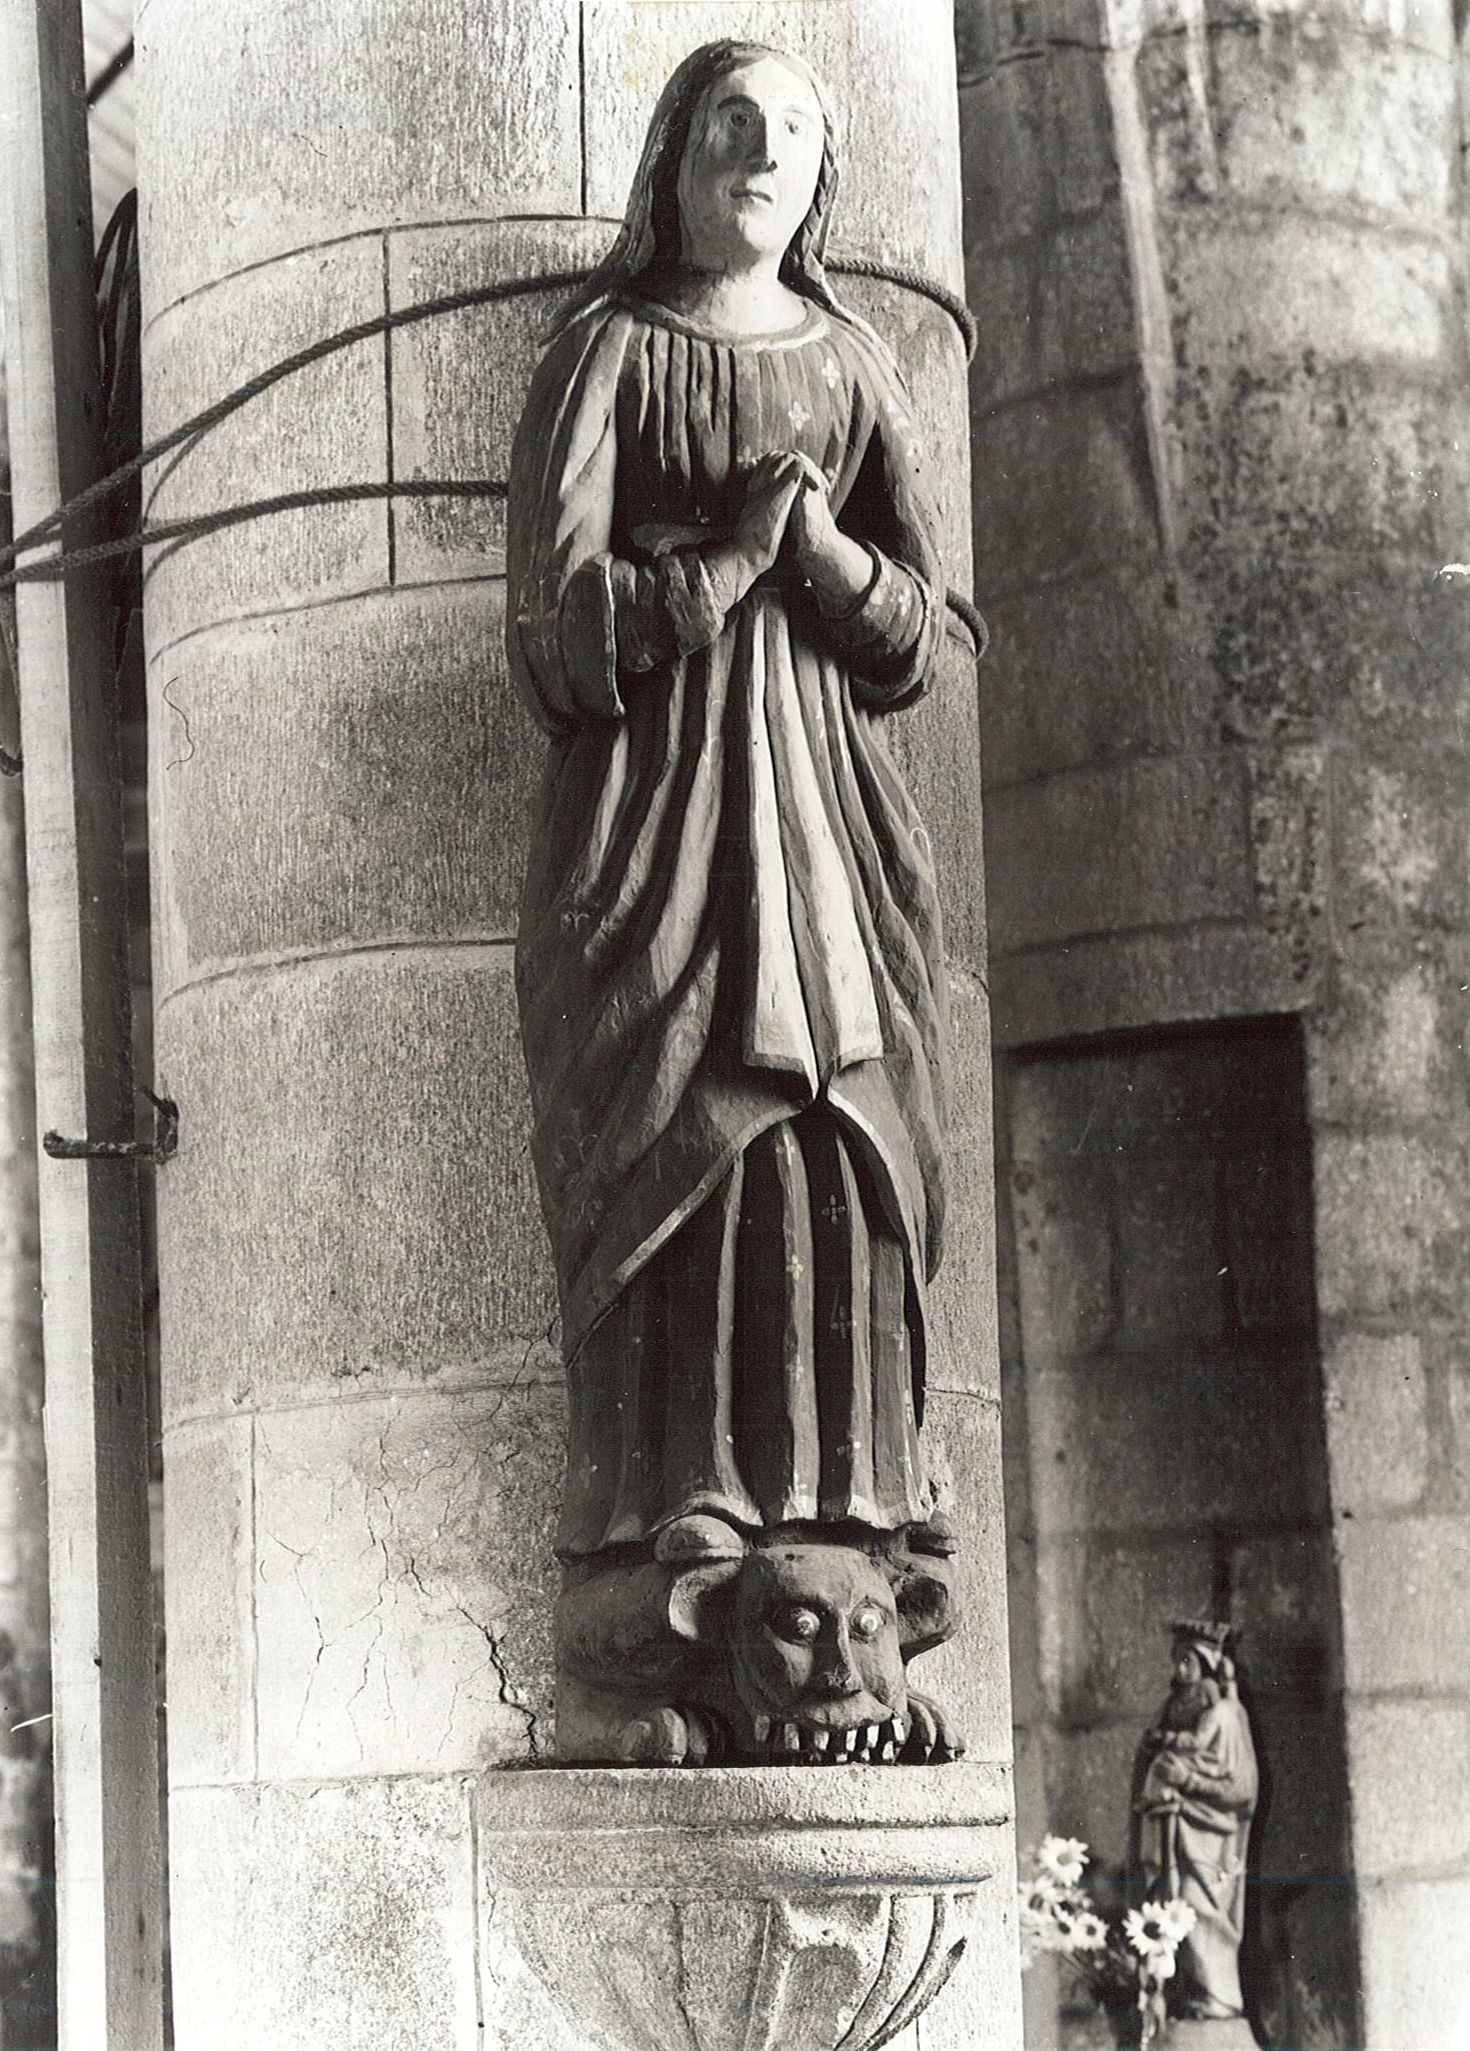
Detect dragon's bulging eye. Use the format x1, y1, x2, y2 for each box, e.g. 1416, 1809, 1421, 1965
852, 1605, 886, 1641
778, 1607, 821, 1644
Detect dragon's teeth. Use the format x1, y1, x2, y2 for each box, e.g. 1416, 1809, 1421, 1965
753, 1716, 772, 1745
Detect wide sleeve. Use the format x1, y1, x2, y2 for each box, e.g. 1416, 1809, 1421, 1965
506, 308, 733, 740
1173, 1701, 1259, 1829
807, 331, 948, 714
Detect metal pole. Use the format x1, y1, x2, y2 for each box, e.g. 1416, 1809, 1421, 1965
0, 1, 163, 2043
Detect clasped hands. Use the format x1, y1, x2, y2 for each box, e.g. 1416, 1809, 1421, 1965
734, 450, 872, 615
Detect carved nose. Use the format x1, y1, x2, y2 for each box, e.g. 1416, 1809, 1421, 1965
818, 1633, 861, 1695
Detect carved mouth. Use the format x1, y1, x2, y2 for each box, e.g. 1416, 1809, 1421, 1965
747, 1714, 907, 1764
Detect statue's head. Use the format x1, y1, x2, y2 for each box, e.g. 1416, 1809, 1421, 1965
724, 1544, 906, 1731
658, 1518, 957, 1758
551, 41, 846, 339
1164, 1618, 1233, 1724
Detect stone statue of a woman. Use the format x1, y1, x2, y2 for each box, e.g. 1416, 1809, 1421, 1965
507, 39, 964, 1765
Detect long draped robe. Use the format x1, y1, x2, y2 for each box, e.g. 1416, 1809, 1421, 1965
1134, 1694, 1259, 2018
506, 293, 951, 1556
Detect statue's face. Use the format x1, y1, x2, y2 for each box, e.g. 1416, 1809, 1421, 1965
728, 1545, 906, 1750
1172, 1645, 1205, 1689
676, 55, 825, 270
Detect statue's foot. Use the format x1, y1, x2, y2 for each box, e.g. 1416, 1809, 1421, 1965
899, 1692, 966, 1764
615, 1704, 728, 1767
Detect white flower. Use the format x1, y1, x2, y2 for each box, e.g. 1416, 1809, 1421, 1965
1124, 1904, 1185, 1964
1038, 1835, 1090, 1887
1071, 1909, 1108, 1952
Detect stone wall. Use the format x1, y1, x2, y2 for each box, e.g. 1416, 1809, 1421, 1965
957, 0, 1470, 2039
998, 1020, 1356, 2047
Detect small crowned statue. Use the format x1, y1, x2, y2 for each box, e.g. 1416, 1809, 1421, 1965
1132, 1621, 1259, 2029
506, 39, 965, 1766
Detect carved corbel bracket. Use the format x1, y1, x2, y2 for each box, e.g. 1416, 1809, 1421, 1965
477, 1763, 1010, 2051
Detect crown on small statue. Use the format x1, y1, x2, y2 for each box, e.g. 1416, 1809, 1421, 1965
1170, 1617, 1232, 1650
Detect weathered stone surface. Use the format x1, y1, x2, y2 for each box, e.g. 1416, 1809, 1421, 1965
1322, 1332, 1429, 1515
386, 218, 613, 584
142, 240, 389, 656
253, 1387, 559, 1778
1345, 1699, 1470, 1878
1035, 1537, 1215, 1727
959, 56, 1119, 248
1305, 962, 1445, 1129
971, 212, 1138, 412
971, 379, 1163, 597
150, 588, 530, 995
986, 752, 1255, 955
1336, 1514, 1470, 1695
1027, 1344, 1323, 1540
135, 0, 582, 315
920, 1392, 1010, 1761
1313, 1129, 1467, 1324
168, 1778, 478, 2051
162, 1417, 254, 1786
155, 951, 556, 1423
1207, 27, 1455, 221
1006, 1154, 1115, 1376
1357, 1874, 1470, 2051
582, 0, 965, 290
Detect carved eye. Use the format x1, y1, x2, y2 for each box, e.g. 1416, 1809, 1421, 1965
851, 1605, 886, 1641
781, 1607, 821, 1644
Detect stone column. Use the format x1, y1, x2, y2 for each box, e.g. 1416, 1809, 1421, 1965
135, 3, 1018, 2045
959, 0, 1470, 2042
0, 478, 52, 2044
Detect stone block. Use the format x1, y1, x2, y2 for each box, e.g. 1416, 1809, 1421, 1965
143, 242, 389, 656
1336, 1513, 1470, 1695
253, 1386, 561, 1779
969, 212, 1138, 414
1322, 1331, 1428, 1515
163, 1416, 255, 1787
1329, 745, 1470, 939
1305, 962, 1447, 1130
1357, 1874, 1470, 2051
1167, 214, 1452, 375
1313, 1130, 1465, 1325
1346, 1699, 1470, 1878
149, 588, 532, 996
1111, 1144, 1226, 1348
1208, 25, 1455, 225
135, 0, 582, 315
985, 751, 1255, 956
990, 913, 1324, 1050
1028, 1340, 1322, 1541
582, 0, 964, 291
1218, 1140, 1318, 1337
978, 565, 1212, 796
920, 1391, 1013, 1764
1445, 1340, 1470, 1510
1178, 362, 1470, 563
972, 376, 1163, 598
156, 950, 558, 1423
168, 1777, 478, 2051
1006, 1156, 1116, 1375
385, 218, 613, 584
959, 53, 1119, 250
